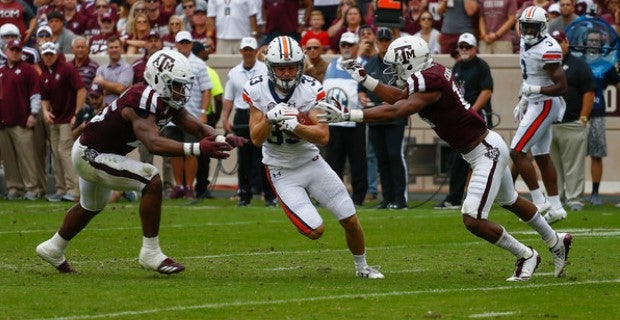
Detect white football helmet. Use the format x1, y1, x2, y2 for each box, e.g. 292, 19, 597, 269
264, 36, 305, 91
383, 36, 432, 88
0, 23, 20, 50
519, 6, 549, 45
144, 49, 194, 109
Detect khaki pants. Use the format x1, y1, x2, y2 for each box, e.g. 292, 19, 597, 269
0, 126, 44, 195
49, 123, 78, 196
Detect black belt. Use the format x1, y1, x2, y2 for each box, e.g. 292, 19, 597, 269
235, 109, 250, 113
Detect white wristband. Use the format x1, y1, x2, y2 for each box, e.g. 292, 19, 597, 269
215, 135, 226, 143
361, 76, 379, 91
349, 109, 364, 122
183, 142, 200, 156
531, 85, 541, 94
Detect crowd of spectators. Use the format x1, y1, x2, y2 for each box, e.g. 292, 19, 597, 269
2, 0, 619, 207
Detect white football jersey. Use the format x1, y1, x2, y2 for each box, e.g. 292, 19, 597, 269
519, 35, 563, 102
243, 74, 326, 169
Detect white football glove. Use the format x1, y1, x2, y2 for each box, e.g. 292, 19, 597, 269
340, 59, 368, 84
280, 117, 299, 132
266, 103, 298, 123
520, 83, 541, 96
315, 100, 350, 123
513, 98, 528, 123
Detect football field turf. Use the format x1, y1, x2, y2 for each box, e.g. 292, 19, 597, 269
1, 197, 619, 319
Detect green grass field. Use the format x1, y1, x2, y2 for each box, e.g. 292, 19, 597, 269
1, 197, 619, 319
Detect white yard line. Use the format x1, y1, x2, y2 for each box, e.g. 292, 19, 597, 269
468, 311, 516, 318
30, 278, 620, 320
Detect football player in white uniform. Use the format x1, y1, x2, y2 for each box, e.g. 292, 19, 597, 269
512, 6, 569, 224
247, 36, 384, 279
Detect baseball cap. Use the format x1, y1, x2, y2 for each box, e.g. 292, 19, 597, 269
548, 3, 560, 14
175, 30, 192, 43
192, 41, 206, 55
101, 11, 116, 22
40, 41, 57, 55
88, 83, 104, 97
194, 3, 207, 13
7, 39, 22, 50
240, 37, 257, 50
377, 27, 393, 40
47, 11, 64, 22
147, 30, 160, 39
340, 32, 359, 44
37, 25, 52, 37
551, 30, 567, 42
458, 32, 477, 47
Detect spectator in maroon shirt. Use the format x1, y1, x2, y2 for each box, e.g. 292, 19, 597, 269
40, 41, 86, 202
0, 0, 36, 41
131, 30, 161, 84
61, 0, 89, 36
0, 40, 44, 200
89, 11, 120, 55
145, 0, 173, 36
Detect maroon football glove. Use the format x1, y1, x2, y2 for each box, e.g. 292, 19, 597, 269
199, 137, 232, 159
225, 134, 249, 147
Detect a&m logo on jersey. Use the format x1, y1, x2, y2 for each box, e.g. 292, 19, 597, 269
152, 53, 176, 73
484, 147, 500, 161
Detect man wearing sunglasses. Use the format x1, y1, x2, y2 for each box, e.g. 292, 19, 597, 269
436, 32, 493, 210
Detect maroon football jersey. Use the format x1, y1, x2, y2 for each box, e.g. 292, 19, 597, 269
80, 83, 181, 155
410, 63, 487, 150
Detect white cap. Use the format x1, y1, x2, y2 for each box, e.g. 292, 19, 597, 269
240, 37, 257, 50
457, 32, 477, 47
175, 31, 192, 43
37, 25, 52, 37
548, 3, 560, 13
340, 32, 359, 44
40, 41, 57, 54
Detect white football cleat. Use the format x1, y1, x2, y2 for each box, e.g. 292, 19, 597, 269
549, 232, 572, 277
356, 266, 385, 279
36, 240, 76, 273
534, 199, 551, 214
506, 248, 540, 281
543, 207, 567, 224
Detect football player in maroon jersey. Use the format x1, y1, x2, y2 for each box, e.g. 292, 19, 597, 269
316, 36, 573, 282
36, 50, 247, 275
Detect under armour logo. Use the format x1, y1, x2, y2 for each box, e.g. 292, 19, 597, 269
272, 171, 282, 178
152, 53, 175, 73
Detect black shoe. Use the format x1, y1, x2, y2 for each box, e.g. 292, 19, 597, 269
388, 202, 408, 210
237, 200, 250, 207
197, 190, 215, 199
434, 200, 460, 210
265, 199, 278, 207
373, 201, 389, 209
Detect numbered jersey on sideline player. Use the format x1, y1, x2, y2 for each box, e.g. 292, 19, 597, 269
519, 35, 563, 102
243, 74, 326, 169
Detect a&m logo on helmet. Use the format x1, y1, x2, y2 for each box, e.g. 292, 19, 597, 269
152, 53, 176, 73
393, 44, 416, 63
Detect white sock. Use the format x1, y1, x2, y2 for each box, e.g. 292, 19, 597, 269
524, 212, 556, 247
353, 253, 367, 269
494, 228, 531, 258
548, 195, 562, 210
142, 236, 161, 252
51, 232, 69, 250
530, 188, 546, 205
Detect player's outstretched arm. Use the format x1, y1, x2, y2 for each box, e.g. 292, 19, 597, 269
340, 59, 407, 104
125, 108, 232, 158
